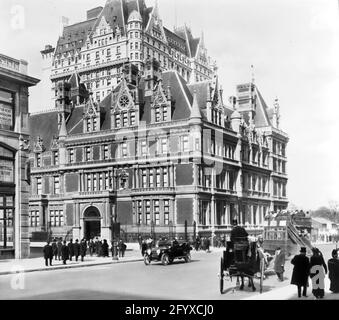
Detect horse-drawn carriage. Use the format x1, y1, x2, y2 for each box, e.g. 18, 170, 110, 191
219, 237, 270, 294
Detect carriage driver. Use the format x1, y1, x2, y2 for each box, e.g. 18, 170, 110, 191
230, 218, 248, 243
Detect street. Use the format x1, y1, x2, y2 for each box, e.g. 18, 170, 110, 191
0, 243, 337, 300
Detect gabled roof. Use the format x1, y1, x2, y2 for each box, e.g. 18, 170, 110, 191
29, 110, 59, 151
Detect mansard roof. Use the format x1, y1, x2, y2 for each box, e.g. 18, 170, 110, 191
55, 19, 96, 56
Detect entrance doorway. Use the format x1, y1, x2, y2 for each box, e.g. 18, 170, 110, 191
83, 206, 101, 240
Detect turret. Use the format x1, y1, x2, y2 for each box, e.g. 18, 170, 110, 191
127, 10, 143, 71
55, 80, 72, 130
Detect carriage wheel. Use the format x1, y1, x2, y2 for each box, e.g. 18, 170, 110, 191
220, 258, 224, 294
259, 259, 265, 293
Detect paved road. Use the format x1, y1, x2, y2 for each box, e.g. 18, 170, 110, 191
0, 249, 288, 300
0, 243, 337, 300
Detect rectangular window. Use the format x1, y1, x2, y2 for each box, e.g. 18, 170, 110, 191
86, 174, 92, 191
123, 113, 128, 127
116, 46, 121, 54
164, 200, 170, 225
36, 153, 41, 167
155, 107, 161, 122
163, 168, 168, 187
115, 114, 121, 127
50, 210, 64, 227
103, 145, 109, 160
87, 118, 91, 132
85, 146, 91, 161
154, 200, 160, 225
182, 136, 189, 152
130, 111, 136, 126
107, 48, 111, 56
145, 200, 151, 225
138, 200, 142, 224
163, 107, 168, 121
140, 140, 147, 156
105, 172, 110, 190
37, 177, 42, 195
68, 149, 74, 163
160, 138, 167, 154
149, 169, 154, 188
53, 176, 60, 194
93, 174, 97, 191
142, 169, 147, 188
53, 151, 59, 165
99, 173, 103, 191
156, 168, 161, 187
30, 211, 40, 227
122, 142, 128, 158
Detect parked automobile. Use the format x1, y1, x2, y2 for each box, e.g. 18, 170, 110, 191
144, 240, 192, 266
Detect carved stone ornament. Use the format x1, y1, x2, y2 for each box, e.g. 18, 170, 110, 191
19, 135, 30, 151
33, 136, 45, 153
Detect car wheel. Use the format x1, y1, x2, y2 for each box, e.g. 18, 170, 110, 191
161, 254, 170, 266
185, 253, 191, 263
144, 254, 151, 266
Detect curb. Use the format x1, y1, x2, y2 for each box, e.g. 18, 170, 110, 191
0, 257, 143, 276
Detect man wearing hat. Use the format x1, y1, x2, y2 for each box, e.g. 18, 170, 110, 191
291, 247, 310, 298
328, 249, 339, 293
230, 218, 248, 243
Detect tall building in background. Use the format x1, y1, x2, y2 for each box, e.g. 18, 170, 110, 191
43, 0, 213, 110
28, 0, 288, 243
0, 54, 39, 259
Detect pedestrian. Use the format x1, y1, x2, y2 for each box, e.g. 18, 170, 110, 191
80, 239, 87, 262
51, 238, 58, 261
57, 237, 63, 261
205, 237, 210, 253
96, 239, 102, 257
291, 247, 310, 298
118, 240, 123, 258
68, 239, 74, 261
274, 247, 285, 281
88, 238, 95, 256
310, 247, 327, 299
61, 240, 69, 265
121, 241, 127, 258
43, 241, 53, 266
102, 239, 109, 257
73, 239, 80, 262
328, 249, 339, 293
141, 239, 147, 256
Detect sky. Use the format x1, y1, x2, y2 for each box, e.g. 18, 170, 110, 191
0, 0, 338, 210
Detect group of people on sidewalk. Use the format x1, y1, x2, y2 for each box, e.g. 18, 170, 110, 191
43, 237, 127, 266
291, 246, 339, 299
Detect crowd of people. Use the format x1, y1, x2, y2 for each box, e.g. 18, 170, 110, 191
290, 246, 339, 298
43, 237, 127, 266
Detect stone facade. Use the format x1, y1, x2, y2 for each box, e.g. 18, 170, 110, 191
28, 0, 288, 243
0, 53, 39, 258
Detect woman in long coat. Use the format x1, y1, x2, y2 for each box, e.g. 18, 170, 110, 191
310, 248, 327, 299
102, 239, 109, 257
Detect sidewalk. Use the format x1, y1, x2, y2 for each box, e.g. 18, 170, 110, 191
0, 250, 143, 276
244, 277, 339, 300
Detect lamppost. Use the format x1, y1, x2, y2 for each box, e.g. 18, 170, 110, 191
111, 213, 119, 261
